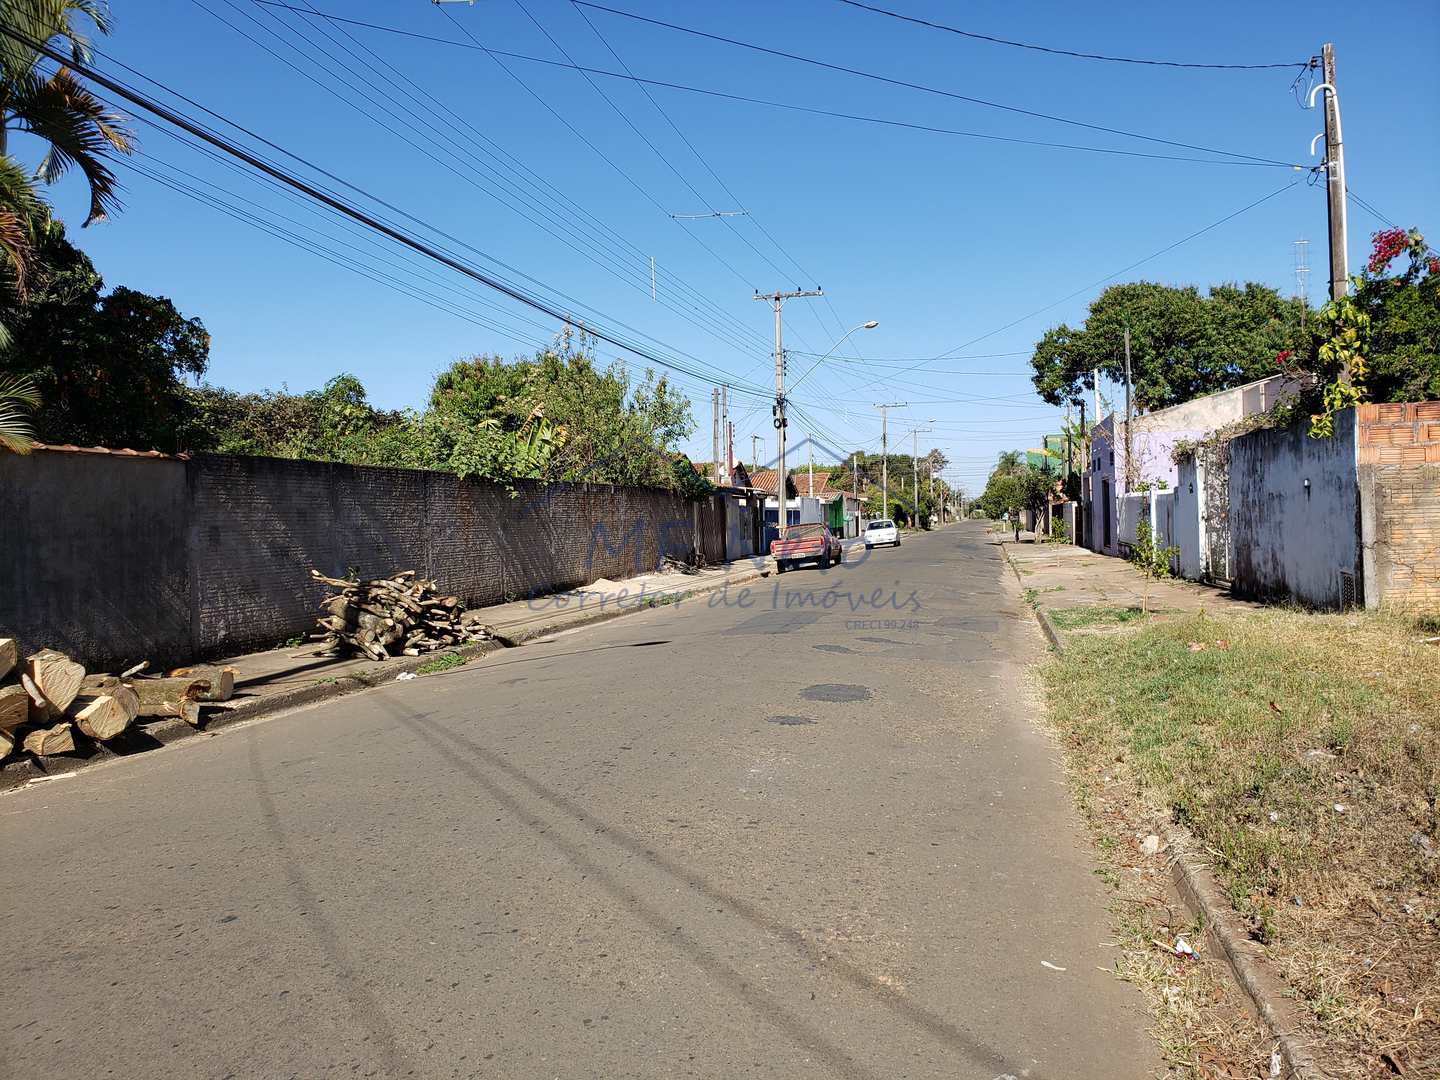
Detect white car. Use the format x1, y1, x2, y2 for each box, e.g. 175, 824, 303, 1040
864, 519, 900, 549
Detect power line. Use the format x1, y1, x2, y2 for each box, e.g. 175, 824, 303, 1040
847, 176, 1305, 392
7, 29, 779, 400
76, 41, 772, 395
571, 1, 1297, 167
252, 4, 1303, 171
835, 1, 1311, 71
567, 0, 872, 367
218, 0, 771, 362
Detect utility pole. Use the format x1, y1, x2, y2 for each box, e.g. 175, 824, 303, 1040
807, 438, 814, 501
873, 403, 907, 519
911, 426, 932, 524
1079, 398, 1087, 548
721, 384, 729, 484
711, 388, 721, 484
756, 288, 823, 535
1319, 44, 1348, 305
1092, 368, 1101, 425
751, 433, 760, 470
1123, 327, 1134, 488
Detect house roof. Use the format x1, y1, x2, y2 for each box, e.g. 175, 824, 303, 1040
791, 471, 845, 498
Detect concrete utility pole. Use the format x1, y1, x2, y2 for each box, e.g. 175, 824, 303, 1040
711, 388, 721, 484
751, 434, 760, 470
1317, 44, 1349, 304
756, 288, 823, 535
720, 384, 729, 484
807, 438, 814, 500
1122, 327, 1134, 487
1092, 368, 1101, 427
873, 403, 907, 519
911, 426, 933, 523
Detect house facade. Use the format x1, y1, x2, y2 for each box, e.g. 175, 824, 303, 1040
1084, 374, 1305, 555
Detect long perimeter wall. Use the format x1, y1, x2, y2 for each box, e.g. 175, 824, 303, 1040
1, 449, 702, 668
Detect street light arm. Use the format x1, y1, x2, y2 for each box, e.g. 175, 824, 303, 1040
788, 321, 877, 391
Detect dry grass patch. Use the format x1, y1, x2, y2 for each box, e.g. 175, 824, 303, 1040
1043, 608, 1439, 1078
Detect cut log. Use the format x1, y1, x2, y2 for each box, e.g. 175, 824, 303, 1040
0, 727, 11, 759
23, 721, 74, 756
129, 676, 209, 724
165, 666, 236, 702
0, 637, 16, 682
69, 693, 135, 740
24, 649, 86, 715
0, 683, 29, 733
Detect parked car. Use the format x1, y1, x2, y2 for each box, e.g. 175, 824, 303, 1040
771, 523, 843, 573
864, 519, 900, 548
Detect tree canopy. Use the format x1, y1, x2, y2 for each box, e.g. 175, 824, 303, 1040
0, 218, 210, 450
1030, 281, 1305, 411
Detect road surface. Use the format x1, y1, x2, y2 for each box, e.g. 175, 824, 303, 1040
2, 523, 1156, 1079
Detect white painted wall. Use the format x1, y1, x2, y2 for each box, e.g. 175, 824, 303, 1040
1172, 457, 1205, 580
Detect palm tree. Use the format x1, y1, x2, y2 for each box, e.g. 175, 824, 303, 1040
0, 0, 132, 228
994, 449, 1025, 475
0, 373, 41, 453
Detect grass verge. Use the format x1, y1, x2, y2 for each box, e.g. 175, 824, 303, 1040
1042, 608, 1439, 1078
1048, 605, 1149, 631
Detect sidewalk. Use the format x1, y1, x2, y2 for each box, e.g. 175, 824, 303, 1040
1000, 539, 1261, 645
1, 556, 775, 789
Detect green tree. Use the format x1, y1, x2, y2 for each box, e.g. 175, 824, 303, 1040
1, 219, 210, 450
1031, 281, 1305, 410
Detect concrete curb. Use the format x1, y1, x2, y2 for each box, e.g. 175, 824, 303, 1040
1000, 541, 1327, 1080
1, 564, 771, 794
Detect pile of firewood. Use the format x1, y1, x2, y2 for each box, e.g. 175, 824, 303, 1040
308, 570, 505, 660
0, 638, 236, 762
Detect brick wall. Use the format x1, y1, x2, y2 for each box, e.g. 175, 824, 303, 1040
1, 449, 704, 667
1358, 402, 1440, 609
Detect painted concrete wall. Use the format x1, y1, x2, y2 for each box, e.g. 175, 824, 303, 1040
0, 450, 190, 671
1229, 411, 1360, 608
1, 449, 703, 667
1172, 458, 1205, 580
1084, 375, 1304, 556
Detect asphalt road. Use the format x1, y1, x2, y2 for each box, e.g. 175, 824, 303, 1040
2, 523, 1156, 1079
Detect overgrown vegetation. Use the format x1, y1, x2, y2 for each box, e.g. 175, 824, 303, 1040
416, 652, 467, 675
1043, 610, 1440, 1076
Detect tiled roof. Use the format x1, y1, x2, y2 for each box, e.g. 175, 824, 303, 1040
33, 443, 188, 460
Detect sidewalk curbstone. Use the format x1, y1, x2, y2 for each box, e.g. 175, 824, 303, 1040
1, 563, 771, 793
1001, 539, 1328, 1080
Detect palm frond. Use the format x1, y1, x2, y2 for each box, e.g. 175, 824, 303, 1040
0, 152, 46, 297
0, 0, 108, 74
11, 67, 132, 224
0, 374, 41, 454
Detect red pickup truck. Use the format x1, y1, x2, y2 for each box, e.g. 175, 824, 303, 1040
771, 523, 843, 573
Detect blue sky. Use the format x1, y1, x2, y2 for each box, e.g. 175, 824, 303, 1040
33, 0, 1440, 493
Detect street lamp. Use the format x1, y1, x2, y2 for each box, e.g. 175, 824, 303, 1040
788, 321, 878, 392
